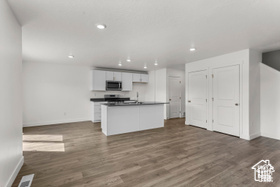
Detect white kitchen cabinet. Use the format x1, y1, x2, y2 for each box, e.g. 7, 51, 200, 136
106, 71, 114, 81
132, 74, 141, 82
141, 74, 149, 83
132, 73, 149, 83
106, 71, 122, 81
114, 72, 122, 81
92, 101, 107, 122
91, 70, 106, 91
122, 72, 133, 91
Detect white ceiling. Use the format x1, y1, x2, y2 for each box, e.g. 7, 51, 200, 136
8, 0, 280, 71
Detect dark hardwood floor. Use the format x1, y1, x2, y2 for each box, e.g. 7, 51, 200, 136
13, 118, 280, 187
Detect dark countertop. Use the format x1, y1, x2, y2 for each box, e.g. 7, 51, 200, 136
90, 98, 106, 102
101, 102, 169, 107
90, 98, 130, 102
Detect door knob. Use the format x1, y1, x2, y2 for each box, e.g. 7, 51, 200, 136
188, 100, 191, 103
235, 103, 239, 106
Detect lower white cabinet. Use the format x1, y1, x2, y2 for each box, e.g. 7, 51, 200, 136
92, 102, 107, 122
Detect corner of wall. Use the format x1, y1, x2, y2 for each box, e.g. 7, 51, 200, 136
5, 156, 24, 187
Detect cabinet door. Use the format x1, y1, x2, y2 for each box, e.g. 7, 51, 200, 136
132, 74, 141, 82
106, 71, 114, 81
91, 70, 106, 91
122, 72, 133, 91
141, 74, 149, 83
113, 72, 122, 81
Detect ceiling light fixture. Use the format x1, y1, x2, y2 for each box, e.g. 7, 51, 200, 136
144, 65, 147, 69
68, 55, 74, 59
154, 61, 158, 66
127, 58, 131, 62
96, 24, 106, 30
189, 47, 196, 52
118, 62, 122, 66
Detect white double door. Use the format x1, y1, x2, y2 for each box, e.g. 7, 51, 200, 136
188, 65, 240, 136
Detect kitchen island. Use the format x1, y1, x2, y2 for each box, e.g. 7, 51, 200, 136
101, 102, 166, 136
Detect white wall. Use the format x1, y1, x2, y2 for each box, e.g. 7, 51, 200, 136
185, 49, 261, 140
23, 62, 150, 126
0, 0, 23, 186
155, 69, 168, 119
249, 50, 261, 138
260, 63, 280, 140
23, 62, 92, 126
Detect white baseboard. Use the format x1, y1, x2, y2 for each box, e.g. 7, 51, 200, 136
249, 132, 261, 140
240, 134, 250, 140
261, 132, 280, 140
23, 118, 90, 127
5, 156, 24, 187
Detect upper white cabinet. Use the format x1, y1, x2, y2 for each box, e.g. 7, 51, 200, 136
106, 71, 122, 81
91, 70, 106, 91
106, 71, 114, 81
141, 74, 149, 83
91, 70, 149, 91
132, 74, 141, 82
122, 72, 133, 91
132, 73, 149, 83
114, 72, 122, 81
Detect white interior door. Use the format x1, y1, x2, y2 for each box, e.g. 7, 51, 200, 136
188, 70, 208, 128
169, 77, 181, 118
212, 65, 240, 136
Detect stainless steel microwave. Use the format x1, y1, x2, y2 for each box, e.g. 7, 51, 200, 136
106, 81, 122, 91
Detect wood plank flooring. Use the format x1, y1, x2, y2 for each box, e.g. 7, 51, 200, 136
12, 118, 280, 187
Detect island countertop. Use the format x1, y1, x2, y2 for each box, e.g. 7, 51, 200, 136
101, 102, 168, 107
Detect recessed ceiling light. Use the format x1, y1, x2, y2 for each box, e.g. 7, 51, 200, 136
96, 24, 106, 29
144, 65, 147, 69
118, 62, 122, 66
127, 58, 131, 62
68, 55, 74, 59
154, 61, 158, 66
190, 47, 196, 52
